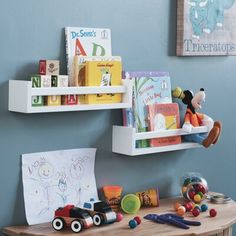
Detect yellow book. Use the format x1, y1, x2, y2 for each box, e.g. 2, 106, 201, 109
85, 61, 122, 104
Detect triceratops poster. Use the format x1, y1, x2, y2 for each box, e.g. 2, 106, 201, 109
176, 0, 236, 55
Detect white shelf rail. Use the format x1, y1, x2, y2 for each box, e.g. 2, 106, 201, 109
112, 126, 209, 156
8, 79, 132, 113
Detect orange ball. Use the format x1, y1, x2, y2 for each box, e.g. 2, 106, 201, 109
177, 206, 186, 216
174, 202, 182, 211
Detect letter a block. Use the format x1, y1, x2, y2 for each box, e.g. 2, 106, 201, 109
39, 60, 60, 75
62, 95, 78, 105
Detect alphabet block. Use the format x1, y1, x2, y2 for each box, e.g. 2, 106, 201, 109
39, 60, 60, 75
45, 75, 61, 106
31, 75, 43, 106
62, 95, 78, 105
45, 95, 61, 106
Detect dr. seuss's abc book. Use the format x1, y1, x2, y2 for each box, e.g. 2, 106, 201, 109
147, 103, 181, 147
65, 27, 112, 86
84, 61, 122, 104
123, 72, 172, 148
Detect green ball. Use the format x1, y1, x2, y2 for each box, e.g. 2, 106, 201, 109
184, 178, 191, 186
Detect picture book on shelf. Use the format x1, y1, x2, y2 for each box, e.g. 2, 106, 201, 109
65, 27, 112, 86
122, 71, 172, 148
147, 103, 181, 147
73, 56, 121, 87
84, 61, 122, 104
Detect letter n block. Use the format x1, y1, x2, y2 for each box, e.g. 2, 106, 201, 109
31, 75, 43, 106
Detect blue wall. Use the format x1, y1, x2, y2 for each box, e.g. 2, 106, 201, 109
1, 0, 236, 234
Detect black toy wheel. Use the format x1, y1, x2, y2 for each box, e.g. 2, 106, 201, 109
52, 217, 65, 231
93, 214, 103, 226
70, 220, 83, 233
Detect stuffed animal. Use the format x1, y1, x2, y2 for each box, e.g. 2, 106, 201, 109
172, 87, 222, 148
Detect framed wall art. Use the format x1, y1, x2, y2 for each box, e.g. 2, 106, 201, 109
176, 0, 236, 56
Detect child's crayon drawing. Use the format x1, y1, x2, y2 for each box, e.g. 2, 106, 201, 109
22, 148, 98, 225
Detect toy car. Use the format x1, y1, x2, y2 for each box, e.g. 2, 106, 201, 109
82, 199, 117, 226
52, 204, 93, 233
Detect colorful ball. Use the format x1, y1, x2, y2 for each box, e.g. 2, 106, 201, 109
196, 185, 206, 194
192, 207, 200, 217
188, 190, 196, 200
134, 216, 142, 225
185, 202, 194, 212
193, 204, 201, 211
209, 209, 217, 217
184, 178, 191, 186
182, 186, 188, 194
177, 206, 186, 216
116, 213, 123, 222
197, 192, 204, 198
194, 194, 202, 203
201, 204, 208, 212
174, 202, 182, 211
129, 219, 137, 229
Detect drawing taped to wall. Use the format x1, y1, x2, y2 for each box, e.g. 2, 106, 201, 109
176, 0, 236, 55
22, 148, 98, 225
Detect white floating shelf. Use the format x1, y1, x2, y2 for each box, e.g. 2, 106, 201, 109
8, 79, 132, 113
112, 126, 209, 156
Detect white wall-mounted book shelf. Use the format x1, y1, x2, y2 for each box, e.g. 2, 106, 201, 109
8, 79, 132, 113
112, 125, 209, 156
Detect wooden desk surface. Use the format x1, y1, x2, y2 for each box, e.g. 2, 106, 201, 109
3, 194, 236, 236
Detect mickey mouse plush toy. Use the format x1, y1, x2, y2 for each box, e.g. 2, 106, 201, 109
172, 87, 222, 148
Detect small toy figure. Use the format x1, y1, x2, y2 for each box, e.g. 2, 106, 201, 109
52, 204, 93, 233
82, 199, 117, 226
172, 87, 222, 148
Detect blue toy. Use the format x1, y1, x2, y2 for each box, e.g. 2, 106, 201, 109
144, 213, 201, 230
201, 204, 208, 212
129, 219, 138, 229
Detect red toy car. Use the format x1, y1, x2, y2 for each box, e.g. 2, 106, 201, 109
52, 204, 93, 233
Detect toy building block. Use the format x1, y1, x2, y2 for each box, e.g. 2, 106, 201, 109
57, 75, 69, 87
45, 95, 61, 106
46, 75, 61, 106
62, 95, 78, 105
51, 75, 69, 87
31, 75, 43, 106
52, 75, 69, 104
31, 96, 44, 107
41, 75, 51, 87
51, 75, 58, 87
39, 60, 60, 75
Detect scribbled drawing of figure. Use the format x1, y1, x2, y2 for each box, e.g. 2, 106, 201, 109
70, 158, 85, 206
38, 161, 54, 179
188, 0, 208, 38
36, 160, 55, 216
57, 175, 69, 206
